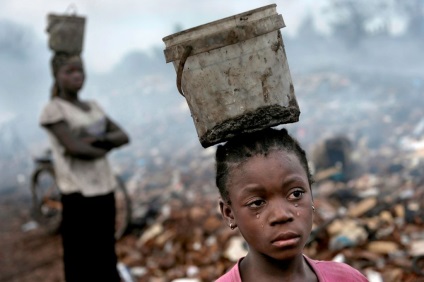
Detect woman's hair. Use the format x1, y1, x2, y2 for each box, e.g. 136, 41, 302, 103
215, 127, 313, 203
50, 52, 82, 99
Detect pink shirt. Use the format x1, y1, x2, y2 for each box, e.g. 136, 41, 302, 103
215, 255, 369, 282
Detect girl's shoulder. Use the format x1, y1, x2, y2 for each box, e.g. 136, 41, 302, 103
40, 98, 66, 125
84, 99, 105, 113
305, 256, 369, 282
42, 97, 61, 108
215, 259, 242, 282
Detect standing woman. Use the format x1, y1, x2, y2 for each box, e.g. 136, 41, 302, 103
39, 52, 129, 282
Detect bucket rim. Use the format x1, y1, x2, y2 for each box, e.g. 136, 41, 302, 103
162, 4, 277, 43
163, 14, 285, 63
47, 13, 86, 21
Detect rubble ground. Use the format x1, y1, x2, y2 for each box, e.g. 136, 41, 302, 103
1, 154, 423, 282
0, 189, 63, 282
1, 70, 424, 282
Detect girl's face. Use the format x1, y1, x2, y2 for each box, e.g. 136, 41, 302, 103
220, 150, 313, 261
56, 60, 85, 94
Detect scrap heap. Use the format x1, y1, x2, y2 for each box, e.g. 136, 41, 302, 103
110, 72, 424, 282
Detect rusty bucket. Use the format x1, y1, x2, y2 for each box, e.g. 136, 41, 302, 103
46, 13, 86, 54
163, 4, 299, 148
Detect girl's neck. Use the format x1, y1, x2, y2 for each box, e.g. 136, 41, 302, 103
240, 253, 314, 282
58, 91, 79, 103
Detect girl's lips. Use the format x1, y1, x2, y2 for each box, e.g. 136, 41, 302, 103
73, 81, 84, 88
271, 232, 301, 248
271, 237, 300, 248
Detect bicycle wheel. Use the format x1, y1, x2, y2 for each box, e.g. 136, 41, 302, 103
30, 166, 62, 234
114, 175, 132, 240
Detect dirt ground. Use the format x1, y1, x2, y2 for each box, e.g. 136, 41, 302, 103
0, 186, 143, 282
0, 186, 64, 282
2, 164, 424, 282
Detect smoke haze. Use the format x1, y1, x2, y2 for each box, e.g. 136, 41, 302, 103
1, 1, 423, 191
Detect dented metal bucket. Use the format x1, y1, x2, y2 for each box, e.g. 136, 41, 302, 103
163, 4, 299, 148
46, 13, 86, 54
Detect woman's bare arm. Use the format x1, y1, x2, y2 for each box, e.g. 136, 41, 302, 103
102, 118, 130, 149
44, 121, 108, 160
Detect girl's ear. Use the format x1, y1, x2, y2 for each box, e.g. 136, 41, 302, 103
219, 198, 235, 223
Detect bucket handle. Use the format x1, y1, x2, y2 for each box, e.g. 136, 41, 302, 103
46, 3, 80, 33
65, 3, 78, 16
176, 45, 193, 97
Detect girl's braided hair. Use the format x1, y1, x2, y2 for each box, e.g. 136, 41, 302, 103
215, 127, 313, 203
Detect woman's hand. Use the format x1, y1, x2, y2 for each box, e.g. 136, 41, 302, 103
44, 121, 108, 159
80, 136, 98, 145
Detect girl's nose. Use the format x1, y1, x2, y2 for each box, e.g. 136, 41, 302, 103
269, 200, 294, 226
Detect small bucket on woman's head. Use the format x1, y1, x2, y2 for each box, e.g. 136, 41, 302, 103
163, 4, 300, 148
46, 13, 86, 54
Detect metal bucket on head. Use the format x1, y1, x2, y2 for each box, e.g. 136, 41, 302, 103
163, 4, 300, 148
47, 12, 86, 54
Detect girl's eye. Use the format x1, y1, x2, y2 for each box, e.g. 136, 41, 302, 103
248, 199, 265, 208
288, 190, 304, 200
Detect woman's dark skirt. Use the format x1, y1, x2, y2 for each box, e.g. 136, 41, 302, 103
61, 192, 120, 282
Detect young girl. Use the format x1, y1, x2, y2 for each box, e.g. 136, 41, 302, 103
39, 53, 130, 282
215, 128, 368, 281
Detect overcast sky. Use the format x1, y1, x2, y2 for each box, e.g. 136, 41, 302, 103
0, 0, 328, 72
